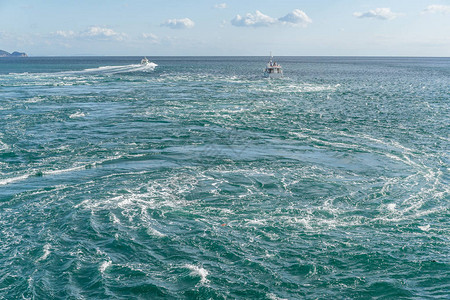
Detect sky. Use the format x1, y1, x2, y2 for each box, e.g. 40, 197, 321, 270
0, 0, 449, 56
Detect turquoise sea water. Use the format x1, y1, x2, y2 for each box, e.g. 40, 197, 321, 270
0, 56, 449, 299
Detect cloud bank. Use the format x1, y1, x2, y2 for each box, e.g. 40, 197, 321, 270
353, 8, 400, 20
214, 3, 227, 9
55, 26, 126, 40
161, 18, 195, 29
82, 27, 126, 40
422, 5, 450, 14
231, 9, 312, 27
55, 30, 75, 38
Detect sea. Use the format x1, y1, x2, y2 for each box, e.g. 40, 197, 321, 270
0, 56, 449, 299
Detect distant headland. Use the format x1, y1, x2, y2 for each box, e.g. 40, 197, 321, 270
0, 50, 28, 57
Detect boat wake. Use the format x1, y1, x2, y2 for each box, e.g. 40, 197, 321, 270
60, 62, 158, 75
4, 62, 158, 79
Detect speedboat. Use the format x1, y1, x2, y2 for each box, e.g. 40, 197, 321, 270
264, 54, 283, 78
141, 57, 150, 65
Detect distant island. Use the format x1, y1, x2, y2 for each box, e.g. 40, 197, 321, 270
0, 50, 28, 57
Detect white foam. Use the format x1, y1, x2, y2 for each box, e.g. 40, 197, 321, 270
380, 177, 399, 195
296, 218, 313, 230
267, 293, 288, 300
386, 203, 397, 212
265, 250, 275, 258
36, 244, 51, 262
418, 224, 431, 231
309, 136, 360, 150
290, 132, 309, 139
0, 164, 89, 186
0, 138, 9, 151
110, 213, 121, 224
0, 174, 30, 186
99, 260, 112, 273
246, 219, 266, 226
24, 96, 44, 103
69, 112, 85, 119
43, 165, 87, 176
74, 171, 196, 226
146, 227, 166, 238
251, 82, 337, 94
184, 264, 209, 284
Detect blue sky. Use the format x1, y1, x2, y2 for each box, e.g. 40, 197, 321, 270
0, 0, 449, 56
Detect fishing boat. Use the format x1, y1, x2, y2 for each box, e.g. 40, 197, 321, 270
264, 54, 283, 78
141, 57, 150, 65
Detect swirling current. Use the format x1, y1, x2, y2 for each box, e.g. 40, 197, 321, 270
0, 56, 449, 299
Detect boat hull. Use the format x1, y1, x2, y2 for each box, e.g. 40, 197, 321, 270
264, 72, 283, 78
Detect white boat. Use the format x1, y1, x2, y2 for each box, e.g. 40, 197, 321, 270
141, 57, 150, 65
264, 54, 283, 78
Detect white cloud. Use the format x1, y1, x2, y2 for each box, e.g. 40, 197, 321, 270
54, 27, 126, 40
422, 5, 450, 14
231, 10, 277, 27
279, 9, 312, 27
55, 30, 75, 38
353, 8, 401, 20
81, 26, 126, 40
161, 18, 195, 29
142, 33, 160, 44
214, 3, 227, 9
231, 9, 312, 28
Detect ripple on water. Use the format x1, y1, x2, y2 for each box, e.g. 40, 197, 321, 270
0, 57, 449, 299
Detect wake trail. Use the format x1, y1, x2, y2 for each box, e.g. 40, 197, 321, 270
59, 62, 158, 75
5, 62, 158, 77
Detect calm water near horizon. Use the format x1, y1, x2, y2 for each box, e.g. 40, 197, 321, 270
0, 56, 449, 299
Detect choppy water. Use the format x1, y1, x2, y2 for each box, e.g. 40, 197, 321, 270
0, 56, 449, 299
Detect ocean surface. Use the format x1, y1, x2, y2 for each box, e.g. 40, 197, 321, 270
0, 56, 449, 299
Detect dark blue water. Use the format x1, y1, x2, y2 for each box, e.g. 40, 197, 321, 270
0, 56, 449, 299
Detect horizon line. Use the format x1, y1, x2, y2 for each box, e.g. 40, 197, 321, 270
3, 55, 450, 58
